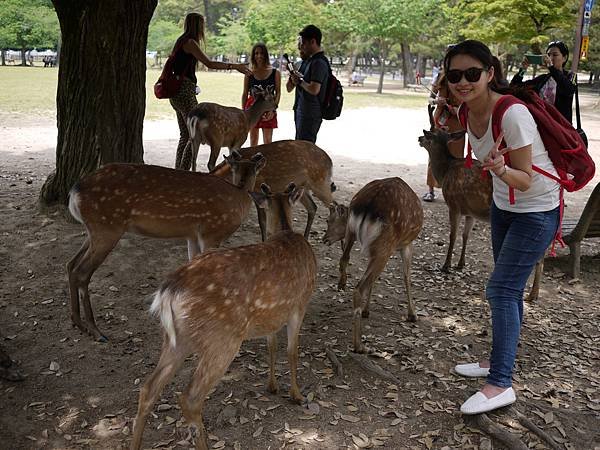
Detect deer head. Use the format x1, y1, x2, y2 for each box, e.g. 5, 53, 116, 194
250, 183, 304, 237
225, 151, 267, 189
418, 128, 465, 159
323, 201, 349, 245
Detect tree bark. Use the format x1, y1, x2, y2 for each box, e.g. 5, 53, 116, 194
401, 42, 414, 87
1, 50, 5, 66
40, 0, 157, 208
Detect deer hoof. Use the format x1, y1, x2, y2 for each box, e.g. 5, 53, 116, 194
289, 389, 304, 404
267, 382, 279, 395
406, 313, 417, 323
361, 310, 370, 318
440, 265, 451, 273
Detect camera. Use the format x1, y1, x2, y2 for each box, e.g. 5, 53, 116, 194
525, 53, 543, 65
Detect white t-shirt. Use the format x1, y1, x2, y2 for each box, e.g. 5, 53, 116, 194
466, 103, 560, 212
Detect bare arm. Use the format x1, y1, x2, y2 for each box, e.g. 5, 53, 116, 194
182, 39, 251, 75
286, 74, 297, 93
242, 74, 250, 108
274, 69, 281, 107
298, 79, 321, 96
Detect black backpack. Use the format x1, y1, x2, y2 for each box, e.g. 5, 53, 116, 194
314, 54, 343, 120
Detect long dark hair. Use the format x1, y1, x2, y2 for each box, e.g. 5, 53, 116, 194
444, 40, 532, 100
250, 43, 271, 70
174, 13, 205, 49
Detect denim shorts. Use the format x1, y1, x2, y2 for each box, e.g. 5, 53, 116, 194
294, 110, 322, 143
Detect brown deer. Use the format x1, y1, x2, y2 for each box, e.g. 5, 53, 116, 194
211, 140, 336, 240
186, 86, 277, 172
323, 178, 423, 353
130, 183, 317, 450
66, 152, 266, 342
418, 106, 542, 301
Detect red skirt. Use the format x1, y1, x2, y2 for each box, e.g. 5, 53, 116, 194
244, 96, 278, 129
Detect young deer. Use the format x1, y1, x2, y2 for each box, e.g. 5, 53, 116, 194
66, 152, 266, 342
211, 139, 336, 240
323, 178, 423, 353
130, 183, 317, 450
418, 109, 542, 301
186, 86, 277, 172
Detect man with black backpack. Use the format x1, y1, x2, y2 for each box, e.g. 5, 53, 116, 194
286, 25, 329, 143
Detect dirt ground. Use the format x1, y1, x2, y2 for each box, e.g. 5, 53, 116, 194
1, 96, 599, 450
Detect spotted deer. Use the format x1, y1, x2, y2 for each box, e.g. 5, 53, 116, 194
211, 140, 336, 240
418, 106, 543, 301
130, 183, 317, 450
323, 178, 423, 353
186, 86, 277, 172
66, 152, 266, 342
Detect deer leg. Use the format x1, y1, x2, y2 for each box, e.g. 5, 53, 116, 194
299, 192, 317, 239
131, 341, 186, 450
353, 248, 393, 353
179, 344, 240, 450
187, 233, 203, 260
457, 215, 475, 270
525, 257, 544, 303
266, 333, 278, 394
67, 237, 90, 333
286, 308, 306, 403
338, 231, 355, 291
442, 209, 461, 272
399, 243, 417, 321
71, 231, 123, 341
207, 144, 221, 172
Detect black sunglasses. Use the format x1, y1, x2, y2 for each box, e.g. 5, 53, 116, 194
446, 67, 488, 84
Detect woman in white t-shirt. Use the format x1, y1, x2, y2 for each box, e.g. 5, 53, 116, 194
444, 40, 560, 415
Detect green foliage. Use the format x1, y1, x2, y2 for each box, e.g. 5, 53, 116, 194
147, 19, 181, 53
245, 0, 321, 55
214, 15, 251, 58
0, 0, 59, 49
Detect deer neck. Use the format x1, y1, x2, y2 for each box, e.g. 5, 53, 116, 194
428, 150, 454, 185
245, 99, 271, 126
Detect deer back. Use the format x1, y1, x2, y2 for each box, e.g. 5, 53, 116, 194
188, 102, 250, 148
70, 163, 257, 239
349, 177, 423, 248
442, 160, 492, 221
212, 140, 335, 204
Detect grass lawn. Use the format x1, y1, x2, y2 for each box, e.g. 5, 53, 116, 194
0, 66, 428, 120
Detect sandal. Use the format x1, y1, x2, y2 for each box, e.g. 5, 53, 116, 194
422, 191, 435, 202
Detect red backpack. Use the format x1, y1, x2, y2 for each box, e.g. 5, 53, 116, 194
154, 40, 195, 99
459, 92, 595, 252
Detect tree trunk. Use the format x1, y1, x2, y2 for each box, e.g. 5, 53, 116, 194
377, 57, 385, 94
202, 0, 214, 33
401, 42, 414, 87
1, 50, 5, 66
40, 0, 157, 208
20, 49, 27, 66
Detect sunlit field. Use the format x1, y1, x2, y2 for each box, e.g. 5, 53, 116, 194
0, 66, 429, 120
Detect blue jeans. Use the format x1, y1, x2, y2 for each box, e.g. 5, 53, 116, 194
486, 202, 559, 388
294, 110, 322, 143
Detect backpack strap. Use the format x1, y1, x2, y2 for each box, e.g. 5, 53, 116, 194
457, 104, 474, 169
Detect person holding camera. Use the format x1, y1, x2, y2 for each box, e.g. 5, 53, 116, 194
286, 25, 329, 143
242, 43, 281, 146
510, 41, 575, 123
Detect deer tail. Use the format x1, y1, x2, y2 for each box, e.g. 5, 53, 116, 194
348, 212, 382, 258
67, 187, 83, 224
150, 287, 179, 349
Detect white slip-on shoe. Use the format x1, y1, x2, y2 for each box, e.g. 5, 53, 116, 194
454, 362, 490, 378
460, 387, 516, 415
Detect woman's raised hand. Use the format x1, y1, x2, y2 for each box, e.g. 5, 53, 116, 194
483, 131, 510, 176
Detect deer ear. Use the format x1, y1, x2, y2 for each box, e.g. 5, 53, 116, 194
448, 130, 465, 142
260, 183, 272, 195
231, 150, 242, 160
336, 204, 348, 217
253, 153, 266, 171
422, 129, 431, 137
249, 191, 269, 209
288, 187, 304, 205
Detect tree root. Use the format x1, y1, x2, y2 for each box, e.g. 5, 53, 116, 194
464, 413, 528, 450
347, 352, 400, 384
512, 408, 562, 450
325, 346, 344, 378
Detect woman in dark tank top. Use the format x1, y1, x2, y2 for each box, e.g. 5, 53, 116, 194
241, 43, 281, 146
168, 13, 251, 170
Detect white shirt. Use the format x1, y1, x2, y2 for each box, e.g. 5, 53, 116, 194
467, 103, 560, 212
